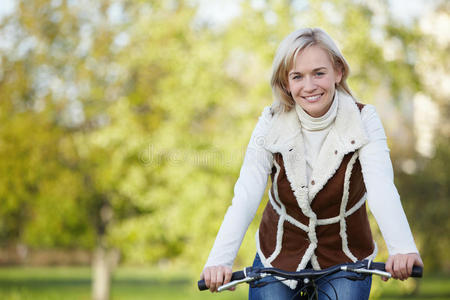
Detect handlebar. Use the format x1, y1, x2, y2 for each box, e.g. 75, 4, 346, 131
370, 262, 423, 278
198, 270, 246, 291
198, 260, 423, 291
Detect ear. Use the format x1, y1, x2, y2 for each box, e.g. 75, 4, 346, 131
335, 68, 343, 84
283, 81, 291, 94
333, 60, 343, 84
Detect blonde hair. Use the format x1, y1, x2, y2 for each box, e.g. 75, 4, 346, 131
270, 28, 352, 113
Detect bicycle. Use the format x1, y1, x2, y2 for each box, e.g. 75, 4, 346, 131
198, 259, 423, 299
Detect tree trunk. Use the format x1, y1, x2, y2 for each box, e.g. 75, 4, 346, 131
92, 244, 120, 300
92, 199, 118, 300
92, 245, 110, 300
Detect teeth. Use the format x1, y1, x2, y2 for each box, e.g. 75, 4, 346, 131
305, 95, 321, 101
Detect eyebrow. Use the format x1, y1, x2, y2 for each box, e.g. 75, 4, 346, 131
289, 67, 327, 76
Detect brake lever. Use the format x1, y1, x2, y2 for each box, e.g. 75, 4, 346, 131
341, 266, 392, 278
217, 276, 257, 292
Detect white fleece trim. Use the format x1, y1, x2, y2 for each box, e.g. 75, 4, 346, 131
276, 147, 313, 290
255, 230, 299, 289
316, 195, 368, 226
269, 192, 309, 231
267, 214, 285, 264
311, 254, 321, 270
365, 241, 378, 261
340, 152, 359, 262
268, 191, 281, 211
285, 216, 309, 232
255, 230, 270, 269
267, 159, 284, 264
293, 184, 319, 271
298, 204, 318, 261
279, 277, 298, 289
277, 132, 316, 245
270, 157, 308, 231
345, 195, 367, 217
275, 135, 319, 275
316, 216, 340, 225
270, 160, 283, 208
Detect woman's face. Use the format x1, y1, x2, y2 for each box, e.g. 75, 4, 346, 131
287, 45, 342, 118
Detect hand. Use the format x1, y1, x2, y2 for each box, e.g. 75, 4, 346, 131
200, 265, 234, 292
383, 253, 424, 281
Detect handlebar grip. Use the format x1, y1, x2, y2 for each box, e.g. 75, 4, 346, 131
198, 280, 208, 291
198, 270, 246, 291
370, 262, 423, 278
411, 266, 423, 278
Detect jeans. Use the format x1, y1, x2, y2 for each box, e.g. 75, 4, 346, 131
248, 254, 372, 300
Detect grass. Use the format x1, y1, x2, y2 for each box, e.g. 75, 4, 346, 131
373, 273, 450, 300
0, 266, 448, 299
0, 266, 248, 300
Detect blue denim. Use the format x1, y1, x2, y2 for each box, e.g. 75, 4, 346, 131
248, 254, 372, 300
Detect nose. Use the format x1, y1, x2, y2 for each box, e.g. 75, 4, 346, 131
304, 76, 316, 92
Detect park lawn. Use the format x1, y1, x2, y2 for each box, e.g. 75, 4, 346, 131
0, 266, 248, 300
372, 273, 450, 300
0, 266, 448, 300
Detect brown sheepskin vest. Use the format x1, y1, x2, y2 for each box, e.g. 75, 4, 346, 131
257, 103, 375, 274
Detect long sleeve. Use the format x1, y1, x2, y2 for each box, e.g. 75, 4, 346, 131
204, 107, 274, 268
359, 105, 419, 255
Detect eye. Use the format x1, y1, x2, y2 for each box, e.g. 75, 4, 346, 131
315, 72, 325, 76
291, 74, 302, 80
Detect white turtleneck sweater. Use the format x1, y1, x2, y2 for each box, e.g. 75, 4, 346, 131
204, 95, 418, 269
294, 93, 338, 183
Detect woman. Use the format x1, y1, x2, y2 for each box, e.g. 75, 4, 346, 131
200, 28, 423, 299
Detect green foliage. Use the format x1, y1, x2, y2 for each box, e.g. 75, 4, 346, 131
395, 139, 450, 271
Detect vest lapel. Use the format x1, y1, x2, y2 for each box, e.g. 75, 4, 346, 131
308, 92, 369, 201
263, 109, 309, 206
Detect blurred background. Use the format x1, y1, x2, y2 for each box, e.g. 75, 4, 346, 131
0, 0, 448, 299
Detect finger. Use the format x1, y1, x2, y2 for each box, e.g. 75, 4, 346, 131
414, 254, 424, 267
203, 269, 211, 289
400, 256, 409, 280
400, 267, 407, 280
392, 261, 399, 279
406, 256, 414, 278
393, 257, 406, 280
209, 275, 216, 292
395, 256, 405, 280
385, 256, 394, 276
224, 267, 232, 285
208, 268, 216, 292
215, 267, 224, 292
401, 256, 410, 280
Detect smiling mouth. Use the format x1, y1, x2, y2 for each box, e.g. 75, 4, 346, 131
302, 93, 324, 102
